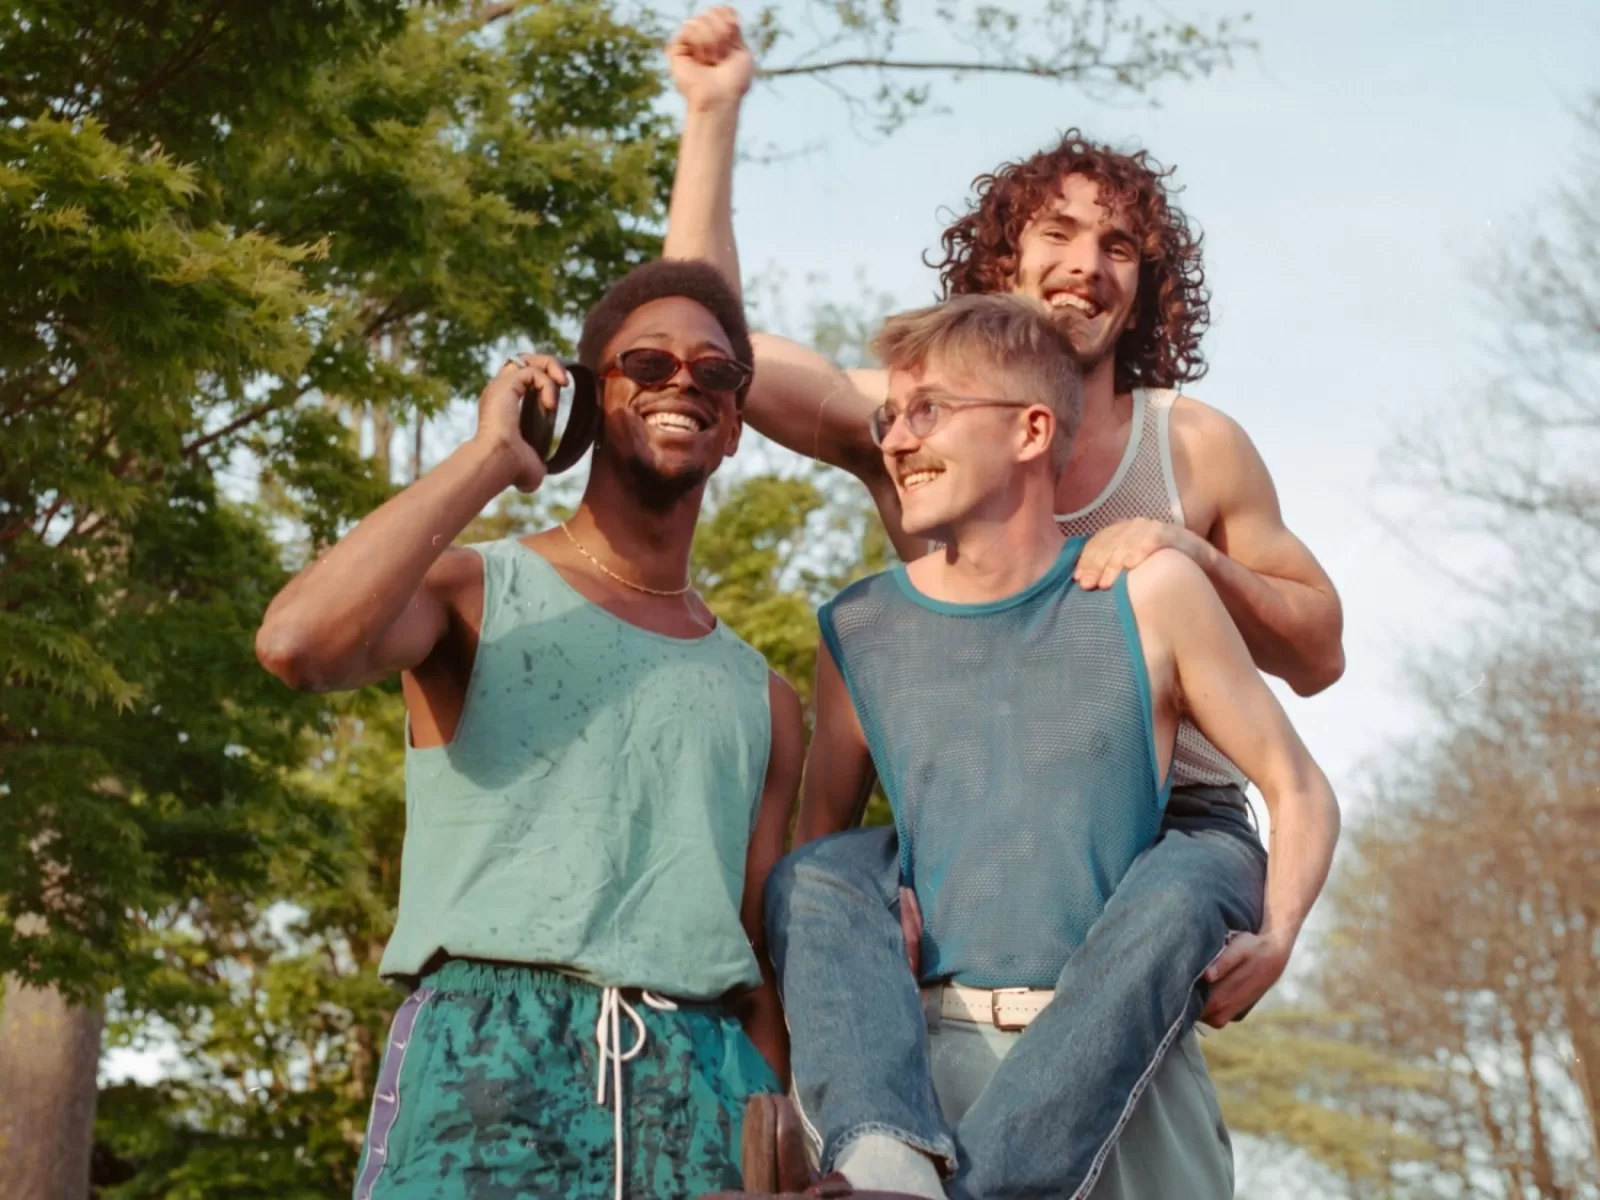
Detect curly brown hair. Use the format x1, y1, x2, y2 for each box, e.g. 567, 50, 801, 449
929, 131, 1210, 393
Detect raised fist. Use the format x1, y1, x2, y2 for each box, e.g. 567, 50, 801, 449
668, 6, 754, 112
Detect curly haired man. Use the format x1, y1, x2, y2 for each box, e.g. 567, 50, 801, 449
666, 10, 1345, 1199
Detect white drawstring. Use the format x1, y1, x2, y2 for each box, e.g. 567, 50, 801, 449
595, 986, 679, 1200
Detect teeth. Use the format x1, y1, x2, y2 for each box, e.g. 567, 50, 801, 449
901, 469, 942, 488
1049, 294, 1097, 316
645, 412, 700, 433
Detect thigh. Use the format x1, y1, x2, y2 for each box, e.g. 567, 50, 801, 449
380, 981, 615, 1199
1109, 808, 1267, 936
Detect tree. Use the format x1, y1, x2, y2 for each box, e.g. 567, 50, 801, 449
1316, 635, 1599, 1198
1319, 94, 1600, 1198
3, 2, 669, 1194
3, 0, 1254, 1193
1382, 93, 1600, 630
743, 0, 1252, 136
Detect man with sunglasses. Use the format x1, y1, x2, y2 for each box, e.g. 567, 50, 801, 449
706, 296, 1338, 1200
256, 259, 800, 1200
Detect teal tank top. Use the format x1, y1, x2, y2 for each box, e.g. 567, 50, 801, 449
380, 538, 774, 999
820, 538, 1169, 989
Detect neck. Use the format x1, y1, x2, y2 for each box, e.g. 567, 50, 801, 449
915, 479, 1065, 604
568, 456, 704, 589
1077, 355, 1121, 436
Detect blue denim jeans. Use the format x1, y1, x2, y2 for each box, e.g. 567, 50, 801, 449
764, 788, 1267, 1200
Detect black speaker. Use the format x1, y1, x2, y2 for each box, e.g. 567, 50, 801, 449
518, 361, 601, 474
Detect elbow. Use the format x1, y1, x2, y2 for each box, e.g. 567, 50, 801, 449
254, 617, 331, 693
1291, 641, 1346, 698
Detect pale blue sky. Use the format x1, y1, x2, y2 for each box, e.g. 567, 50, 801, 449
721, 0, 1599, 802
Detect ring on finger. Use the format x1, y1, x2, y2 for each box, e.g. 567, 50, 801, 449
503, 354, 529, 370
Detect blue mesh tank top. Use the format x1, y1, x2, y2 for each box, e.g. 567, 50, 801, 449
819, 538, 1170, 988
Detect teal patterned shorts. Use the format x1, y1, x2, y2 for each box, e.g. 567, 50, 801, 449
353, 960, 780, 1199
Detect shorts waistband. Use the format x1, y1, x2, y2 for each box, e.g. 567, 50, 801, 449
417, 957, 729, 1013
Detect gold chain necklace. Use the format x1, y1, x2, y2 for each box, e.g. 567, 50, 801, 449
558, 522, 691, 597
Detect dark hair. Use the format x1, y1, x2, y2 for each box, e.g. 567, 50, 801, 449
929, 130, 1210, 393
577, 259, 753, 403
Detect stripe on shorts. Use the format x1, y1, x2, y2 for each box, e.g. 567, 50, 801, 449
355, 986, 436, 1200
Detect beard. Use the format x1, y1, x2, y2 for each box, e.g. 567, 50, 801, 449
592, 418, 710, 513
1046, 306, 1121, 372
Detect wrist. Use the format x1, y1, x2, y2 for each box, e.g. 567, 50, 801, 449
1256, 924, 1299, 958
1183, 527, 1221, 574
685, 94, 745, 121
460, 433, 522, 492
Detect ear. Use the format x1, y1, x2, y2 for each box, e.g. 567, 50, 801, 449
1015, 403, 1057, 466
722, 407, 744, 457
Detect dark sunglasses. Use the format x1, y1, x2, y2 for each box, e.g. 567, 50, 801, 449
869, 393, 1031, 446
603, 347, 752, 397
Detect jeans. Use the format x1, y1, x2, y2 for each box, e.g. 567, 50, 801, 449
764, 788, 1266, 1200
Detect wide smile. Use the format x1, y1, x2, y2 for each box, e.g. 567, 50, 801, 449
637, 402, 713, 436
899, 466, 944, 491
1045, 290, 1103, 319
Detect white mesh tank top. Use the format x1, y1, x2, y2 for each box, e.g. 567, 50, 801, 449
1055, 389, 1249, 791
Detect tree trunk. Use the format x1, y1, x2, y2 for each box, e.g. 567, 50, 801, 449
0, 978, 102, 1200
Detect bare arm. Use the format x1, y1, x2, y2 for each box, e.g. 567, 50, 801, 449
662, 8, 749, 292
1129, 550, 1341, 1023
734, 672, 805, 1083
255, 357, 555, 692
1193, 407, 1345, 696
662, 10, 923, 562
794, 638, 878, 847
1076, 402, 1345, 696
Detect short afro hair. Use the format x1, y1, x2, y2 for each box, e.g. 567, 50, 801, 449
577, 259, 753, 404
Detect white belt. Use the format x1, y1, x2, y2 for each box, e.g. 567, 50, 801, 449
595, 986, 678, 1200
925, 984, 1054, 1032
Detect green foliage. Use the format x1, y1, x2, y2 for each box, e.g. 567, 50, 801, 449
0, 0, 1272, 1191
1204, 1010, 1449, 1192
2, 0, 674, 1000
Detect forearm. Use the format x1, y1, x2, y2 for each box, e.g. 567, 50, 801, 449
1197, 545, 1345, 696
663, 101, 742, 295
260, 438, 514, 678
1258, 765, 1341, 946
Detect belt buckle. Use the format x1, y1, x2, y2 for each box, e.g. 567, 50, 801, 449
990, 987, 1031, 1032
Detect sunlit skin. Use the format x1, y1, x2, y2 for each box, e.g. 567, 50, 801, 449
876, 363, 1055, 547
590, 295, 744, 506
1009, 174, 1143, 387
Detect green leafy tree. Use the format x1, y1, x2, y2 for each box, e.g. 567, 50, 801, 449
3, 1, 669, 1193
2, 0, 1255, 1193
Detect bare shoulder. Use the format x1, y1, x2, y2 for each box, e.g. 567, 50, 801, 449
425, 544, 484, 592
1169, 392, 1259, 468
768, 669, 803, 722
1123, 547, 1214, 622
421, 545, 486, 628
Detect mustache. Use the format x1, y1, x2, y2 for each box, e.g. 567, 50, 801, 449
892, 454, 944, 479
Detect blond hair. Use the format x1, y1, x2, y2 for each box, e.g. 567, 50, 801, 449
870, 294, 1083, 472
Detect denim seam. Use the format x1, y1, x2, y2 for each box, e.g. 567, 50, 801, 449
1066, 943, 1229, 1200
782, 1006, 829, 1163
829, 1121, 960, 1178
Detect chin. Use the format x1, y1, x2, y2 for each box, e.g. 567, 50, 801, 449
898, 498, 950, 542
1048, 314, 1118, 370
